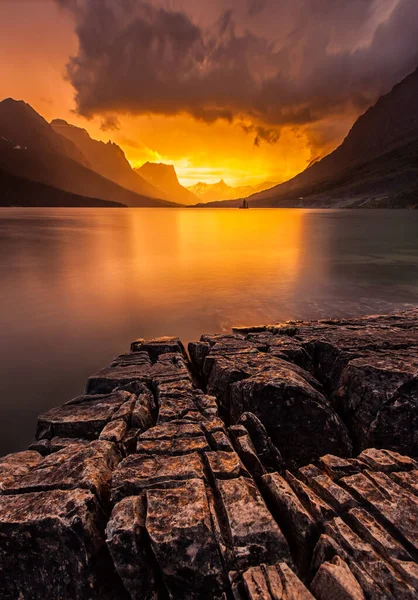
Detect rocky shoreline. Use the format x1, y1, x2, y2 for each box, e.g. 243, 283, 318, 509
0, 309, 418, 599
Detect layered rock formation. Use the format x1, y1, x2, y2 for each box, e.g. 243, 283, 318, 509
0, 310, 417, 599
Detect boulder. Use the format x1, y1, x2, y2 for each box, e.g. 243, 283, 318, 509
130, 336, 187, 361
205, 451, 248, 480
99, 419, 128, 444
311, 556, 365, 600
0, 450, 42, 491
230, 365, 351, 470
216, 476, 291, 571
106, 496, 158, 600
262, 472, 318, 567
146, 480, 226, 598
2, 441, 120, 501
111, 452, 206, 502
36, 391, 133, 440
0, 489, 122, 600
335, 351, 418, 453
342, 470, 418, 553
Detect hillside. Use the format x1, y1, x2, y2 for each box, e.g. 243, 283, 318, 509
246, 66, 418, 208
0, 99, 88, 167
51, 120, 164, 200
0, 100, 179, 208
0, 168, 124, 207
136, 162, 197, 205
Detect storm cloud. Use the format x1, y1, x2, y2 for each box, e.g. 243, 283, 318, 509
57, 0, 418, 144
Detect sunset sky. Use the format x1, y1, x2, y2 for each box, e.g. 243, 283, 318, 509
1, 0, 418, 186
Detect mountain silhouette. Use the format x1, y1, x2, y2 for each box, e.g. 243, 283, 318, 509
51, 119, 165, 200
0, 99, 179, 207
0, 168, 124, 207
136, 162, 198, 205
246, 66, 418, 208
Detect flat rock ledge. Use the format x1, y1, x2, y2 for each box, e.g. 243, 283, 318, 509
0, 310, 418, 599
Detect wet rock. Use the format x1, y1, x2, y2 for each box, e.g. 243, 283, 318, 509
2, 441, 120, 501
304, 473, 358, 513
151, 353, 191, 387
112, 396, 137, 423
106, 496, 157, 600
347, 507, 412, 562
320, 517, 417, 598
157, 391, 199, 422
319, 454, 365, 481
342, 470, 418, 553
369, 375, 418, 455
28, 439, 51, 455
0, 450, 42, 491
233, 562, 314, 599
146, 479, 226, 598
238, 413, 283, 472
49, 436, 90, 452
130, 336, 187, 361
335, 350, 418, 453
36, 391, 133, 440
205, 451, 248, 480
262, 472, 317, 567
211, 430, 234, 451
100, 418, 128, 444
311, 556, 365, 600
216, 476, 291, 571
136, 435, 210, 456
358, 448, 418, 473
0, 488, 120, 600
233, 434, 267, 479
86, 365, 154, 394
131, 387, 155, 431
140, 421, 203, 440
188, 340, 211, 378
111, 351, 152, 368
229, 362, 351, 469
232, 326, 268, 335
111, 452, 205, 502
121, 428, 141, 455
285, 471, 336, 526
193, 392, 219, 418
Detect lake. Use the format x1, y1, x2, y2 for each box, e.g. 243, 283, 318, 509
1, 207, 418, 455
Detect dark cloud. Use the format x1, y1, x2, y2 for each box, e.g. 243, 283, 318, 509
240, 122, 280, 146
57, 0, 418, 147
248, 0, 267, 17
100, 115, 120, 131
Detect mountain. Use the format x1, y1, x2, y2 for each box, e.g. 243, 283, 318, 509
51, 119, 165, 200
136, 162, 198, 205
0, 99, 178, 208
0, 99, 89, 167
246, 66, 418, 208
0, 168, 124, 207
189, 179, 277, 202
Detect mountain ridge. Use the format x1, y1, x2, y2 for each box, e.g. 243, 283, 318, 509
50, 119, 165, 200
0, 99, 180, 208
136, 162, 198, 205
245, 65, 418, 207
188, 179, 277, 202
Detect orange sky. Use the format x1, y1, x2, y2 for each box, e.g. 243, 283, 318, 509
1, 0, 416, 187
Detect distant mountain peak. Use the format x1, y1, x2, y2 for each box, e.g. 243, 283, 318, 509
188, 179, 276, 202
136, 162, 197, 205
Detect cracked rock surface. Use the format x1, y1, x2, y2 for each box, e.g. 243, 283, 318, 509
0, 310, 418, 599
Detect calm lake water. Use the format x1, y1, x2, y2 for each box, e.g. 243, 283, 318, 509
1, 207, 418, 455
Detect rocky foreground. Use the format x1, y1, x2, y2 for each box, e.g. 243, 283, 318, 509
0, 310, 418, 599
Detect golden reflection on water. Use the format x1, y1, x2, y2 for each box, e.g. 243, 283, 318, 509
1, 207, 418, 454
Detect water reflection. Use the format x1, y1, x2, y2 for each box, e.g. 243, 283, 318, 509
0, 207, 417, 454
